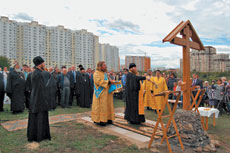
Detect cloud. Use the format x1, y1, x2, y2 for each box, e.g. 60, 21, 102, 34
89, 19, 107, 27
106, 19, 140, 33
12, 12, 34, 21
201, 37, 230, 46
162, 0, 230, 40
214, 45, 230, 54
90, 18, 141, 34
0, 0, 229, 69
97, 30, 113, 35
64, 6, 70, 10
118, 42, 182, 68
142, 41, 175, 48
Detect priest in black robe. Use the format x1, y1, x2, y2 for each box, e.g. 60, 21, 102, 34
6, 62, 26, 114
42, 70, 57, 110
27, 56, 51, 142
25, 68, 35, 109
124, 63, 147, 124
76, 65, 83, 106
77, 67, 92, 108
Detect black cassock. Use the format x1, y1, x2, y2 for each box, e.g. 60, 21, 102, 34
42, 71, 57, 110
6, 70, 26, 112
76, 73, 92, 108
76, 71, 81, 106
27, 68, 51, 142
25, 72, 33, 109
125, 72, 146, 124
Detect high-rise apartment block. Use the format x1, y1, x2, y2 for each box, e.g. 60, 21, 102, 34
180, 46, 230, 72
0, 16, 119, 70
96, 43, 119, 72
125, 56, 151, 72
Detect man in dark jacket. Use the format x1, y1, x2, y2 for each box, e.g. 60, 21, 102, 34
6, 62, 26, 114
0, 71, 5, 112
57, 67, 71, 108
167, 73, 177, 99
67, 65, 77, 106
27, 56, 51, 142
52, 67, 61, 105
192, 73, 203, 88
87, 68, 94, 104
192, 73, 203, 106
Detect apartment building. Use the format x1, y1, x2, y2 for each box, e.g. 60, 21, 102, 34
0, 16, 120, 70
125, 56, 151, 72
180, 46, 230, 72
96, 43, 119, 72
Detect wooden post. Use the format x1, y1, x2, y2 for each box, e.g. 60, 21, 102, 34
182, 25, 191, 109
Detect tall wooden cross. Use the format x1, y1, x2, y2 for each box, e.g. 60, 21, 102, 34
163, 20, 204, 110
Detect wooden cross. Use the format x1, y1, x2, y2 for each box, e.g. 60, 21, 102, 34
163, 20, 205, 110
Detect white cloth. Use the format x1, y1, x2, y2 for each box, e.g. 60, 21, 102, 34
3, 94, 11, 104
196, 107, 219, 118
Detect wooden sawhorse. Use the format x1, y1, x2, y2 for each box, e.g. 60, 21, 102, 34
189, 89, 206, 114
148, 91, 184, 153
188, 89, 206, 130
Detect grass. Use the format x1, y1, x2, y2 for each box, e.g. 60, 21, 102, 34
1, 98, 153, 153
1, 98, 230, 153
0, 99, 124, 123
0, 119, 152, 153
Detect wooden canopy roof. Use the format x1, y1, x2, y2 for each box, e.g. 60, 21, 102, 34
163, 20, 204, 50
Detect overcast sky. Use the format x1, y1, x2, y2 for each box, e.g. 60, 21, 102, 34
0, 0, 229, 68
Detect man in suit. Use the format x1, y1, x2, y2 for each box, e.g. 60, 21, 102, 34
75, 65, 83, 106
192, 73, 203, 88
192, 73, 203, 106
68, 65, 77, 106
86, 68, 94, 104
57, 67, 71, 108
23, 64, 30, 109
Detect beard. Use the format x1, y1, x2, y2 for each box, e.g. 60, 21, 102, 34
102, 68, 107, 72
40, 64, 45, 70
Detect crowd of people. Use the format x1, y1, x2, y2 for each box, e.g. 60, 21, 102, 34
1, 61, 230, 116
135, 71, 230, 116
1, 57, 230, 143
0, 61, 97, 114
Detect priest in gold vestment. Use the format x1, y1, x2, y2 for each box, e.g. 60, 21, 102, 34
143, 70, 154, 109
91, 61, 114, 126
152, 70, 168, 110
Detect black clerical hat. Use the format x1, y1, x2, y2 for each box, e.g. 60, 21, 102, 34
129, 63, 136, 69
33, 56, 44, 66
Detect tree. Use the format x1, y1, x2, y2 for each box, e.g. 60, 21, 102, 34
0, 56, 11, 69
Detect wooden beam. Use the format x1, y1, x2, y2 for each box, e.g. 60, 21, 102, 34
172, 37, 201, 50
180, 28, 192, 37
163, 21, 187, 42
